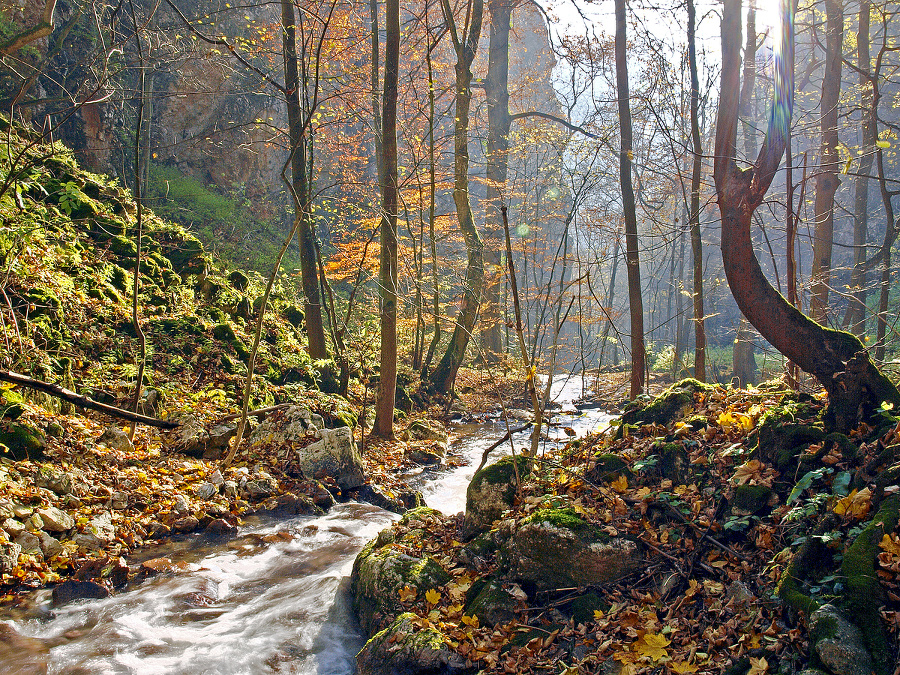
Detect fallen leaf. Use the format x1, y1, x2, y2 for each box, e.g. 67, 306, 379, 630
635, 632, 670, 661
611, 475, 628, 493
747, 656, 768, 675
398, 585, 417, 602
834, 488, 871, 520
425, 588, 441, 605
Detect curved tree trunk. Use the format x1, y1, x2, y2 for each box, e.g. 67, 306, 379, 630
714, 0, 900, 431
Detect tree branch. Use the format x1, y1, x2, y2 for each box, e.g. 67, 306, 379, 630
0, 0, 57, 56
0, 370, 180, 429
509, 110, 599, 138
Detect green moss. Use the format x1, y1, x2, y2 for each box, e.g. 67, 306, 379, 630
620, 378, 712, 429
283, 305, 305, 328
0, 422, 46, 461
732, 484, 773, 515
587, 453, 631, 484
473, 454, 531, 486
524, 507, 590, 533
840, 495, 900, 675
25, 287, 61, 317
570, 591, 607, 625
213, 322, 238, 342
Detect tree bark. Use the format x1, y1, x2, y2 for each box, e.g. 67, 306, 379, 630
614, 0, 645, 399
842, 0, 873, 336
481, 0, 513, 364
373, 0, 399, 438
429, 0, 485, 394
714, 0, 899, 431
282, 0, 328, 361
809, 0, 843, 324
687, 0, 705, 382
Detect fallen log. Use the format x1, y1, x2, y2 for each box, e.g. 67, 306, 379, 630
0, 369, 180, 429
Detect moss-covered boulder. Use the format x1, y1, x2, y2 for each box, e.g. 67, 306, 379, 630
499, 508, 641, 590
351, 515, 451, 635
756, 400, 824, 469
620, 378, 712, 429
464, 455, 531, 538
808, 604, 877, 675
731, 484, 774, 516
464, 576, 523, 626
227, 270, 249, 292
0, 421, 46, 461
356, 612, 470, 675
586, 453, 631, 486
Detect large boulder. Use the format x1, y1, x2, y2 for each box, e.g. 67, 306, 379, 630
351, 508, 451, 635
298, 427, 365, 491
170, 416, 236, 460
500, 508, 642, 591
809, 604, 876, 675
464, 456, 530, 538
356, 613, 471, 675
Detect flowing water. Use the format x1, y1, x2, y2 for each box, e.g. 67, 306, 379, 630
2, 376, 613, 675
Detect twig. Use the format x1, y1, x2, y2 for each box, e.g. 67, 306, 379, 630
475, 423, 532, 474
0, 369, 179, 429
219, 403, 292, 422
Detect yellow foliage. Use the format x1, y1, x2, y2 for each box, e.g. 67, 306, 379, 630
833, 488, 871, 520
634, 632, 671, 661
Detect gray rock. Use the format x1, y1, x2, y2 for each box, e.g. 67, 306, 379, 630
500, 510, 642, 591
97, 426, 134, 452
402, 420, 449, 444
37, 531, 62, 558
465, 578, 522, 626
298, 427, 366, 491
0, 541, 22, 573
356, 612, 468, 675
37, 506, 74, 533
110, 492, 129, 510
27, 513, 44, 531
209, 470, 225, 487
809, 604, 876, 675
14, 531, 42, 556
73, 531, 105, 551
505, 408, 532, 422
76, 511, 116, 550
224, 481, 239, 499
12, 503, 32, 520
464, 456, 530, 537
173, 495, 191, 515
2, 518, 25, 539
194, 482, 218, 500
245, 478, 278, 499
37, 468, 76, 495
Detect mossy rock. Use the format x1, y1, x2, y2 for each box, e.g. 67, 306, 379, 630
657, 442, 691, 485
0, 422, 46, 461
283, 304, 305, 328
162, 236, 205, 273
464, 455, 531, 538
227, 270, 249, 292
109, 264, 130, 292
731, 484, 773, 516
620, 378, 712, 429
351, 533, 451, 635
757, 418, 825, 470
213, 322, 238, 342
501, 507, 641, 590
840, 495, 900, 675
586, 453, 631, 485
356, 612, 466, 675
570, 591, 608, 625
24, 288, 61, 317
464, 576, 520, 626
108, 234, 137, 258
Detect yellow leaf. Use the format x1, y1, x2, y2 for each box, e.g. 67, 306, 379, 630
425, 588, 441, 605
611, 474, 628, 493
834, 488, 871, 519
461, 614, 480, 629
880, 533, 900, 556
747, 656, 769, 675
635, 632, 670, 661
733, 459, 763, 485
398, 585, 417, 602
876, 139, 891, 148
593, 608, 605, 620
671, 661, 699, 673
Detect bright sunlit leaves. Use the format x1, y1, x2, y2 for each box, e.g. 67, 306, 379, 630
833, 488, 871, 520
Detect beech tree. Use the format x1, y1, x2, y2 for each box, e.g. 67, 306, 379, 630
714, 0, 900, 431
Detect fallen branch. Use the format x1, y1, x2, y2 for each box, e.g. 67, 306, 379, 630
219, 403, 292, 422
475, 423, 532, 474
0, 369, 179, 429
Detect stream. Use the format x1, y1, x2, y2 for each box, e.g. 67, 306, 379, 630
2, 376, 613, 675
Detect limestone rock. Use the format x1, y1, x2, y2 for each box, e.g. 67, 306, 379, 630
2, 518, 26, 539
97, 426, 133, 452
809, 604, 876, 675
298, 427, 365, 491
36, 532, 62, 558
170, 417, 237, 460
245, 477, 277, 500
36, 468, 76, 495
15, 531, 42, 556
351, 508, 451, 635
464, 456, 530, 538
402, 420, 449, 444
0, 541, 21, 573
500, 508, 642, 591
465, 577, 523, 626
356, 613, 470, 675
37, 506, 74, 533
194, 482, 218, 500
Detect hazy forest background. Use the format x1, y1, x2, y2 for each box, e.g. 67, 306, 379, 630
2, 0, 899, 417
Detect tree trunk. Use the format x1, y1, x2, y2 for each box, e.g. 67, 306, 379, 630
809, 0, 843, 324
687, 0, 705, 382
282, 0, 328, 361
373, 0, 399, 438
614, 0, 645, 399
714, 0, 899, 431
429, 0, 485, 394
422, 37, 441, 374
842, 0, 873, 336
481, 0, 512, 365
